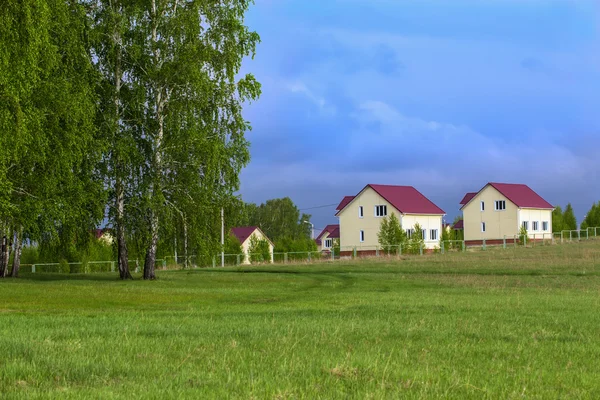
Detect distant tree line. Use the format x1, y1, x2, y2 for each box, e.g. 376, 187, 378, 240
224, 197, 317, 256
552, 203, 578, 232
0, 0, 260, 279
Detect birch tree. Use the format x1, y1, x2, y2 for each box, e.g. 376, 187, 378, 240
128, 0, 260, 279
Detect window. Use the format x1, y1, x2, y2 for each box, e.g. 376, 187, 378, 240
495, 200, 506, 211
406, 229, 414, 239
532, 221, 539, 231
421, 229, 427, 240
480, 201, 485, 211
359, 230, 365, 242
358, 206, 364, 218
430, 229, 438, 241
375, 205, 387, 217
522, 221, 529, 231
324, 238, 333, 248
542, 221, 549, 231
481, 222, 486, 232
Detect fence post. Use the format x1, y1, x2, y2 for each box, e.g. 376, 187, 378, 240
284, 253, 288, 264
307, 252, 311, 262
462, 241, 465, 252
524, 235, 527, 247
353, 247, 357, 258
162, 260, 166, 270
482, 238, 486, 250
441, 242, 445, 254
419, 243, 423, 256
503, 236, 506, 249
32, 264, 36, 273
111, 261, 115, 272
569, 231, 572, 242
533, 233, 536, 247
331, 249, 334, 261
399, 244, 402, 256
212, 257, 216, 268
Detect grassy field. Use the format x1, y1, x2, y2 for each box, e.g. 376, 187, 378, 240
1, 241, 600, 399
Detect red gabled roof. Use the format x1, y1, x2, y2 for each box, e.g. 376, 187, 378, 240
488, 183, 553, 209
452, 220, 464, 230
336, 196, 355, 211
460, 192, 477, 205
329, 226, 340, 238
368, 184, 445, 215
316, 224, 339, 241
231, 226, 262, 245
337, 184, 445, 215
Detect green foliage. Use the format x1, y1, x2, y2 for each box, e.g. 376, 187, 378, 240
581, 202, 600, 230
224, 233, 243, 256
519, 225, 529, 246
275, 237, 317, 261
552, 206, 564, 233
377, 213, 406, 253
0, 0, 104, 262
563, 203, 577, 231
407, 223, 425, 254
248, 235, 271, 264
247, 198, 312, 242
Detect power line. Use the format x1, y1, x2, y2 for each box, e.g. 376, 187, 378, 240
299, 203, 338, 211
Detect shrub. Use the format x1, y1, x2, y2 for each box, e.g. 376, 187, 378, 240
248, 235, 271, 264
407, 223, 425, 255
519, 226, 528, 246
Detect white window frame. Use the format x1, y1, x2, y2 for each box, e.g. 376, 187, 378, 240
324, 238, 333, 249
542, 221, 549, 231
480, 201, 485, 211
358, 206, 364, 218
532, 221, 539, 231
406, 229, 414, 239
430, 229, 438, 241
495, 200, 506, 211
522, 221, 529, 231
481, 222, 486, 232
359, 230, 365, 242
374, 205, 387, 218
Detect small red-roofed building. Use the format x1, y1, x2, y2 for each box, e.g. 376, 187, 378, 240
315, 224, 340, 252
230, 226, 274, 264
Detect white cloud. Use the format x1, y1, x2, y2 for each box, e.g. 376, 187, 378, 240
286, 81, 336, 116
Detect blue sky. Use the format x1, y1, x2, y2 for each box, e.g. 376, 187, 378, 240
239, 0, 600, 230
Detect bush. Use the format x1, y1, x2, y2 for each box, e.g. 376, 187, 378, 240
378, 213, 407, 254
407, 223, 425, 255
248, 235, 271, 263
519, 226, 528, 246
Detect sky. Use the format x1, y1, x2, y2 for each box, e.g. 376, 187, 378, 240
238, 0, 600, 231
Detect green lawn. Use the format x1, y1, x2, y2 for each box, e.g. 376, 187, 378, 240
1, 242, 600, 399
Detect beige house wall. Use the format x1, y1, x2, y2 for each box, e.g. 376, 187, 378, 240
240, 229, 274, 264
338, 187, 443, 250
463, 185, 518, 241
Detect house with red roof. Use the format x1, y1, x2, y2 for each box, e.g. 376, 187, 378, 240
459, 182, 554, 244
335, 184, 446, 251
315, 224, 339, 252
230, 226, 274, 264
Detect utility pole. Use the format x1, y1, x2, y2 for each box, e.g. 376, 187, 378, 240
221, 208, 225, 267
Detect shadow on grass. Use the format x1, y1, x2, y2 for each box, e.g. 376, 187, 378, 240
5, 273, 140, 282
